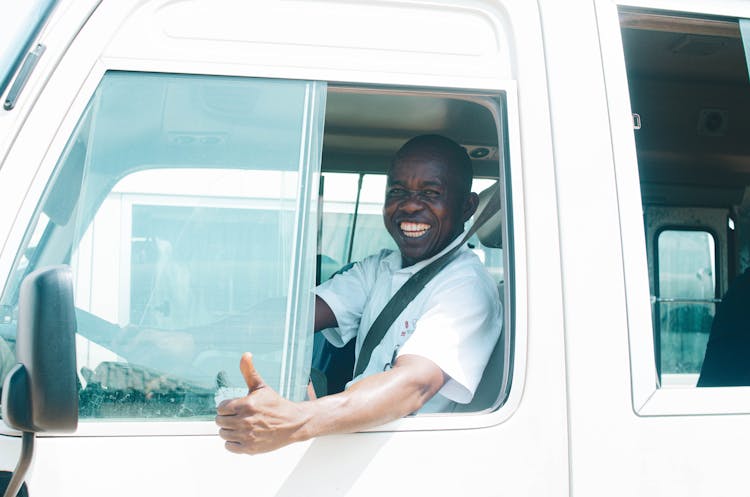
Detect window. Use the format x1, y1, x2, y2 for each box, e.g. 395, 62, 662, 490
655, 229, 717, 384
620, 9, 750, 392
318, 173, 396, 282
1, 71, 513, 421
0, 71, 325, 419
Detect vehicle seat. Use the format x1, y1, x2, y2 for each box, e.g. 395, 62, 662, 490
697, 268, 750, 387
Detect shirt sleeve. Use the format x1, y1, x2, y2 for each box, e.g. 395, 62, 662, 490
313, 257, 373, 347
397, 267, 503, 404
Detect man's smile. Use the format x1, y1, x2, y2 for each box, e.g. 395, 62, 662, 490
400, 221, 431, 238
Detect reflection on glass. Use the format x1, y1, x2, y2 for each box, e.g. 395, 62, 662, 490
73, 169, 299, 414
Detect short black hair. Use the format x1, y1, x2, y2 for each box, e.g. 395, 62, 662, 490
392, 134, 473, 197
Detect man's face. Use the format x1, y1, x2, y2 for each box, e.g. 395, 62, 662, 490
383, 153, 471, 267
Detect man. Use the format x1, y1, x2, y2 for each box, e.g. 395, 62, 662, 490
216, 134, 502, 454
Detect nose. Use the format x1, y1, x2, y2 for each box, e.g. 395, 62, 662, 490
397, 191, 425, 213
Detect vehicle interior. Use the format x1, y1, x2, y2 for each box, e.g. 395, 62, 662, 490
314, 87, 509, 411
620, 9, 750, 385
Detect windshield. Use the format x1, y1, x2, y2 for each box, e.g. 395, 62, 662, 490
0, 0, 57, 96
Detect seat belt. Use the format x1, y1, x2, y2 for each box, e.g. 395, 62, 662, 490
353, 184, 502, 377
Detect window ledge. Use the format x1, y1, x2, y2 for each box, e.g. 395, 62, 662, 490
637, 386, 750, 416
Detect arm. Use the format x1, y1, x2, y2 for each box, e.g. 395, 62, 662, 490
314, 295, 338, 332
216, 352, 445, 454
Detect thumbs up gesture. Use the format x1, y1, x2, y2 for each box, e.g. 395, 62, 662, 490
239, 352, 265, 393
216, 353, 311, 454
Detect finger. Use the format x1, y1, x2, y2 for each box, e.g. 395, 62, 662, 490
215, 413, 238, 428
217, 428, 236, 441
240, 352, 265, 392
224, 441, 246, 454
216, 399, 236, 416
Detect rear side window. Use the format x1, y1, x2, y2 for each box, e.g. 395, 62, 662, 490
620, 10, 750, 390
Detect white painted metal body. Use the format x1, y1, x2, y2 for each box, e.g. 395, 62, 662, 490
0, 0, 746, 496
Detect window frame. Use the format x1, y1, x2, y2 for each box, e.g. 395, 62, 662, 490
317, 84, 525, 430
596, 0, 750, 416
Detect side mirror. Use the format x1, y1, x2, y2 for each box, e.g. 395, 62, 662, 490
0, 266, 78, 497
2, 265, 78, 432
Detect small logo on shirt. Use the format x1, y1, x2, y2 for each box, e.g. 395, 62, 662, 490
400, 318, 417, 337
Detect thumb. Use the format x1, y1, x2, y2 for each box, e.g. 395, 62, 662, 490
240, 352, 265, 392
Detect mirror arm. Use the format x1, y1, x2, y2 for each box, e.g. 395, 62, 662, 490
1, 432, 34, 497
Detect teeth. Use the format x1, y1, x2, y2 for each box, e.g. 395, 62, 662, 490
400, 222, 430, 238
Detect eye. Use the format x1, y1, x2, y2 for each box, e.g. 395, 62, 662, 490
387, 186, 408, 197
421, 189, 441, 198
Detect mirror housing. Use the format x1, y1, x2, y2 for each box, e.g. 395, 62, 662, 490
2, 265, 78, 433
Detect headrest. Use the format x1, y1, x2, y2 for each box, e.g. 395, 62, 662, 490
475, 182, 502, 248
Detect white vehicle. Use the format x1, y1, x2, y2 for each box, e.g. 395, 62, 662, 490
0, 0, 749, 495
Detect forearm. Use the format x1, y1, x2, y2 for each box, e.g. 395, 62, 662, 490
295, 355, 446, 441
217, 353, 445, 454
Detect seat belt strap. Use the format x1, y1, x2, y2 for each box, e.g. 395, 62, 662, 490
353, 184, 501, 377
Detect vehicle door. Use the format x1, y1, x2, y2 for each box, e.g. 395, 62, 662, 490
550, 1, 750, 495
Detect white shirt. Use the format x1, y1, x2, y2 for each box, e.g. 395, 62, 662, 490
314, 233, 502, 413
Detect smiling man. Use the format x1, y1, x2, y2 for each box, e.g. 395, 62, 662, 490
216, 135, 502, 454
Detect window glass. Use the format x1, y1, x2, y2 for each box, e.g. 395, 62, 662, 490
318, 173, 358, 281
318, 173, 395, 281
656, 230, 717, 379
350, 174, 397, 264
469, 178, 504, 283
0, 71, 325, 419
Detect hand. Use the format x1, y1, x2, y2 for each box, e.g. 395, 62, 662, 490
215, 353, 311, 454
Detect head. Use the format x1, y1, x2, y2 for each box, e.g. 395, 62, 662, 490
384, 134, 479, 267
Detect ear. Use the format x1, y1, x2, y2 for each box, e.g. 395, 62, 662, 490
462, 192, 479, 222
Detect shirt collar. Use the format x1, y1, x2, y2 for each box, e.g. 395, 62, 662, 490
382, 231, 468, 275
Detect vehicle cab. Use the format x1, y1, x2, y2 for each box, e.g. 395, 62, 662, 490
0, 0, 749, 496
